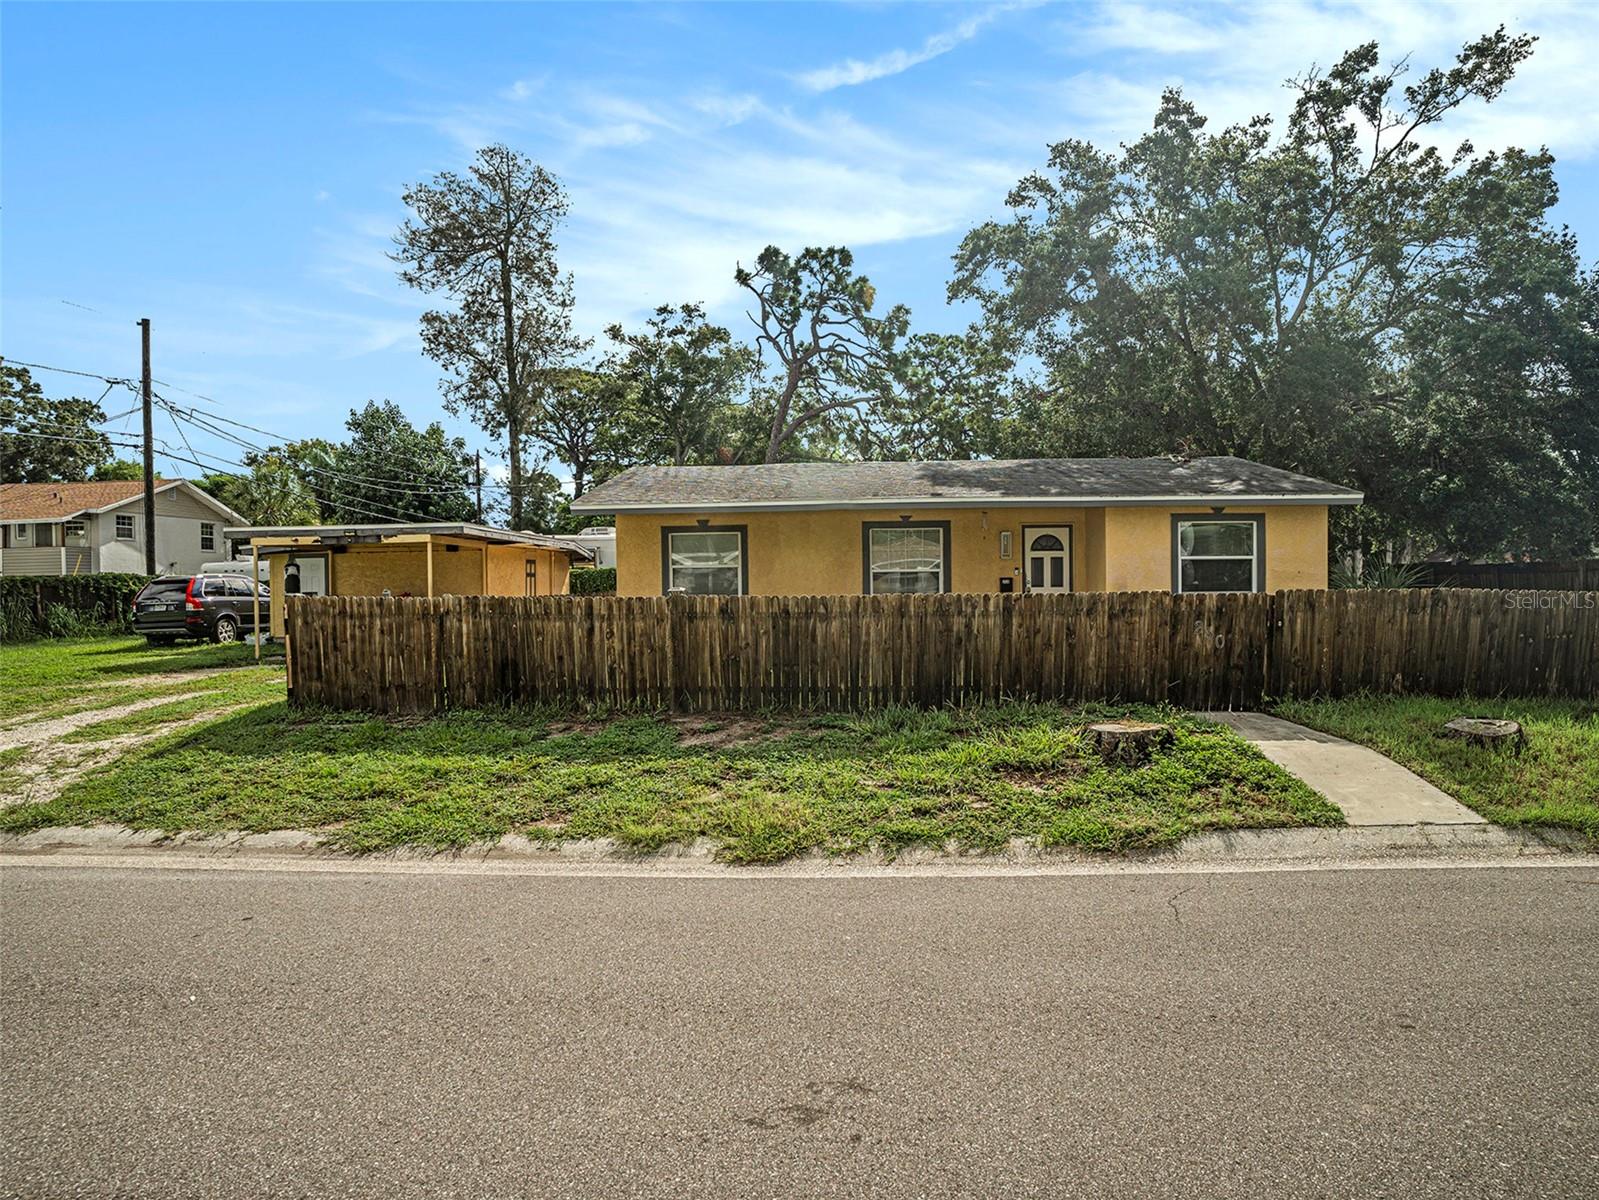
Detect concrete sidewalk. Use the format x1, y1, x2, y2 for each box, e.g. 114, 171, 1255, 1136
1203, 711, 1486, 826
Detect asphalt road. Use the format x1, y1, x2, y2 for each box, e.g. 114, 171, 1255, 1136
3, 861, 1597, 1199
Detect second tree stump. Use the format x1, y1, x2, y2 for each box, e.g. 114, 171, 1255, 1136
1442, 717, 1525, 754
1084, 720, 1174, 767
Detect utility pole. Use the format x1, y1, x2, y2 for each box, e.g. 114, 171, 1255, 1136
139, 318, 156, 576
475, 451, 484, 524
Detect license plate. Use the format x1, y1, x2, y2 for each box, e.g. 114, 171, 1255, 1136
144, 602, 175, 612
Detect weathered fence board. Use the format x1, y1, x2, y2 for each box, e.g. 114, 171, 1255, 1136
283, 589, 1599, 715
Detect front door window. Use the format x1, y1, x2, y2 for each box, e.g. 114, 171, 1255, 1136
1025, 527, 1071, 592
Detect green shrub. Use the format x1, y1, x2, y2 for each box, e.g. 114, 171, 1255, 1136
0, 574, 149, 641
1330, 559, 1430, 589
569, 566, 617, 596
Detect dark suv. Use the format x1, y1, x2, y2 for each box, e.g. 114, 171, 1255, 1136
132, 574, 271, 645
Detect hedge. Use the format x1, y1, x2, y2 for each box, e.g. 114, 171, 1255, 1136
0, 573, 150, 641
569, 566, 617, 596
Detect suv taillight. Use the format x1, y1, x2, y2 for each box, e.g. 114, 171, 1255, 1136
184, 578, 203, 611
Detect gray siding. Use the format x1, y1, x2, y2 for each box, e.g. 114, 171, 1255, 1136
1, 547, 65, 576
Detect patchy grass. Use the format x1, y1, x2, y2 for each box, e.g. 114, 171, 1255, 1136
0, 636, 284, 724
1275, 694, 1599, 846
0, 746, 28, 794
57, 676, 286, 745
0, 701, 1341, 861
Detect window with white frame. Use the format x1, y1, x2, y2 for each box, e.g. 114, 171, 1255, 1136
864, 524, 947, 594
200, 522, 216, 551
63, 520, 87, 545
665, 529, 743, 595
1174, 518, 1262, 593
12, 524, 29, 546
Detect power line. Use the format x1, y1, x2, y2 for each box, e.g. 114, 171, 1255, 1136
9, 355, 542, 494
156, 396, 512, 497
8, 353, 565, 503
3, 429, 449, 526
1, 430, 140, 447
0, 357, 137, 387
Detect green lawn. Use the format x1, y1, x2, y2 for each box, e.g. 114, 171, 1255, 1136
0, 636, 285, 725
1275, 694, 1599, 845
0, 669, 1342, 860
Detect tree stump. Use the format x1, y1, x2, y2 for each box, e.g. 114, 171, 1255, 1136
1442, 717, 1525, 755
1084, 720, 1174, 767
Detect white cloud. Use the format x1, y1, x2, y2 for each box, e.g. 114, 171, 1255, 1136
500, 77, 543, 101
689, 92, 764, 127
795, 2, 1035, 92
355, 77, 1032, 343
1065, 0, 1599, 159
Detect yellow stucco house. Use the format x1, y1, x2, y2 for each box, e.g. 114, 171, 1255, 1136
224, 522, 594, 638
570, 457, 1361, 598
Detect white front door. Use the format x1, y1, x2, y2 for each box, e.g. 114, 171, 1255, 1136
1024, 526, 1072, 593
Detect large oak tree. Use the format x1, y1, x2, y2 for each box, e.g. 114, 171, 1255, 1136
951, 29, 1598, 562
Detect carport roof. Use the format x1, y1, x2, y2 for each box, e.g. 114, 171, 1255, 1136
223, 522, 593, 559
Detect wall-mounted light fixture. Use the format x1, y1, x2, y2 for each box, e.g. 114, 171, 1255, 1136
899, 514, 912, 523
999, 530, 1013, 559
696, 518, 710, 528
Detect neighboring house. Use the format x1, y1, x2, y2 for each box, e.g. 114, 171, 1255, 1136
226, 522, 595, 638
0, 479, 244, 577
570, 457, 1362, 598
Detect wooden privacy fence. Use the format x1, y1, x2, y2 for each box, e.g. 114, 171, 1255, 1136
283, 589, 1599, 715
1416, 559, 1599, 591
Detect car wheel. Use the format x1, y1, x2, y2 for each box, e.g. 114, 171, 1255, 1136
213, 615, 239, 644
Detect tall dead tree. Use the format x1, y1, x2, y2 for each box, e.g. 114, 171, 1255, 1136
393, 145, 583, 528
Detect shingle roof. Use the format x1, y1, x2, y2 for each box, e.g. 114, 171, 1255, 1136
0, 479, 182, 520
570, 457, 1363, 513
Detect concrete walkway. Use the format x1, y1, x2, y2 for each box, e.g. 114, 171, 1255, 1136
1203, 712, 1486, 826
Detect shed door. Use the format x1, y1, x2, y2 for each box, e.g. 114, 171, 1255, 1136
1024, 527, 1072, 593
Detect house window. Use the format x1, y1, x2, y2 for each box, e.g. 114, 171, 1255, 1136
1172, 516, 1265, 594
525, 559, 538, 596
63, 520, 87, 545
863, 522, 950, 594
663, 527, 745, 595
115, 514, 135, 540
34, 523, 57, 548
199, 522, 216, 552
11, 524, 28, 546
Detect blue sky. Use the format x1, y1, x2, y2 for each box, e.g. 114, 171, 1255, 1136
5, 1, 1597, 487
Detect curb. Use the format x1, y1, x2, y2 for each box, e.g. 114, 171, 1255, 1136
2, 823, 1594, 879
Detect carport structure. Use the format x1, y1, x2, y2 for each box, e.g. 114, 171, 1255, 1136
225, 522, 594, 648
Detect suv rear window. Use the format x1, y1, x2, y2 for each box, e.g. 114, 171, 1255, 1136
136, 577, 191, 601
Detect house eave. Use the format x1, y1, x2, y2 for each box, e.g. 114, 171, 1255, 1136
570, 492, 1364, 515
89, 480, 247, 524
